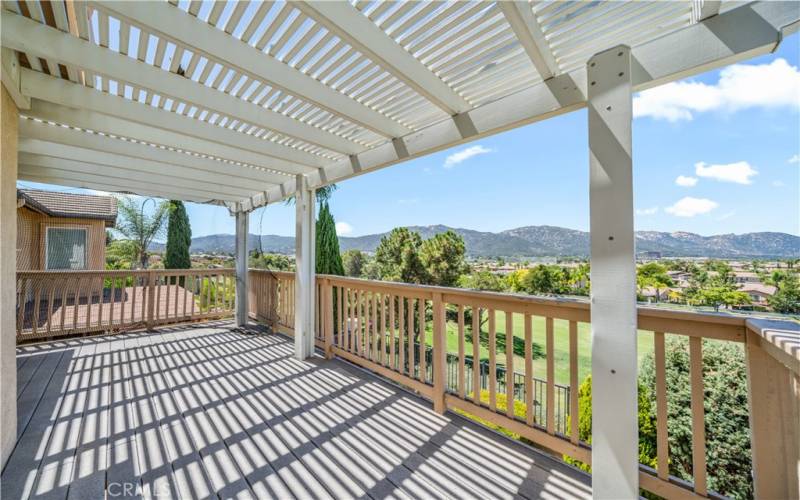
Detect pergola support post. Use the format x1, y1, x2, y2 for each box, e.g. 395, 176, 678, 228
234, 209, 248, 327
1, 85, 19, 468
294, 175, 316, 360
587, 45, 638, 499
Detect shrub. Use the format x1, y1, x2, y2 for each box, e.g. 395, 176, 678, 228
639, 337, 752, 499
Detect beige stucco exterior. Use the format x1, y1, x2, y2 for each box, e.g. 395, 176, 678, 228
16, 206, 108, 271
2, 84, 19, 467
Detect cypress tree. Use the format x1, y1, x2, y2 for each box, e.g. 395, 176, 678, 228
315, 201, 344, 276
164, 200, 192, 270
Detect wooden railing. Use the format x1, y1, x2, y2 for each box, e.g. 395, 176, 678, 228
249, 272, 800, 499
16, 268, 235, 341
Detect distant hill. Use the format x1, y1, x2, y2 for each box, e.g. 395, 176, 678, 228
152, 225, 800, 259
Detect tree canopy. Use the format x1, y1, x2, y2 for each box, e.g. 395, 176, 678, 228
420, 230, 468, 287
342, 249, 366, 278
373, 227, 427, 283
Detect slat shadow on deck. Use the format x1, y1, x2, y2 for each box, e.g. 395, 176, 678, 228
3, 321, 591, 499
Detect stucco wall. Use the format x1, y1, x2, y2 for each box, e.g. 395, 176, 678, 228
2, 85, 19, 467
17, 207, 107, 270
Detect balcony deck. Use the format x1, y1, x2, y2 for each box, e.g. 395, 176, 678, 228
2, 321, 590, 500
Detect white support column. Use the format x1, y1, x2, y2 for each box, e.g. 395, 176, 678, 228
234, 208, 248, 327
294, 175, 316, 360
1, 85, 19, 468
587, 45, 638, 499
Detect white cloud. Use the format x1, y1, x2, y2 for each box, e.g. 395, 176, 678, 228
675, 175, 698, 187
695, 161, 757, 184
444, 145, 492, 168
789, 154, 800, 164
665, 197, 718, 217
636, 206, 659, 216
335, 222, 353, 236
633, 58, 800, 122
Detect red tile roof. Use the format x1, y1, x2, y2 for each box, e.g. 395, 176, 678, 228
18, 189, 117, 227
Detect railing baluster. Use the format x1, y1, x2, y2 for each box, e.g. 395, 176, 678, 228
45, 279, 55, 336
31, 280, 42, 337
419, 296, 426, 383
690, 336, 707, 495
398, 295, 405, 372
407, 297, 414, 378
72, 277, 82, 331
389, 294, 396, 368
379, 293, 386, 365
505, 311, 514, 419
546, 317, 555, 435
569, 320, 579, 444
458, 304, 465, 399
489, 308, 496, 411
472, 306, 480, 405
525, 313, 533, 425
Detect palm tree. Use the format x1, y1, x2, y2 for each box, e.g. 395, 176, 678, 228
115, 196, 171, 269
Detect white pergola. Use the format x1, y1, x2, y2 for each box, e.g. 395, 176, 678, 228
1, 1, 798, 497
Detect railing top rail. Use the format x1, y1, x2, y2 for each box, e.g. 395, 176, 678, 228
746, 318, 800, 376
18, 268, 236, 277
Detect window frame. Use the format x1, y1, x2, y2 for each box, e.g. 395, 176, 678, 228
44, 225, 89, 270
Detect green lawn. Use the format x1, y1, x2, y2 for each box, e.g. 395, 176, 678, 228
427, 311, 654, 386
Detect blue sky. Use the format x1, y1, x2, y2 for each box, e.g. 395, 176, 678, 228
18, 35, 799, 239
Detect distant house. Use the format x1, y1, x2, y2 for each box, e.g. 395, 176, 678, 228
17, 189, 117, 271
733, 271, 761, 284
740, 283, 777, 305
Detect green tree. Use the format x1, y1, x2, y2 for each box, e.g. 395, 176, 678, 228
114, 196, 170, 269
694, 285, 751, 311
342, 249, 366, 277
768, 273, 800, 314
520, 265, 573, 294
105, 239, 139, 269
374, 227, 427, 283
249, 252, 292, 271
640, 337, 753, 498
419, 230, 468, 287
458, 270, 507, 292
565, 375, 657, 473
315, 201, 344, 276
164, 200, 192, 270
637, 262, 673, 302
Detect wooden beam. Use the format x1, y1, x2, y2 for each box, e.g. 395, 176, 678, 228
20, 68, 324, 170
235, 210, 249, 327
18, 148, 261, 198
292, 1, 471, 115
94, 0, 409, 139
293, 174, 316, 360
18, 117, 290, 185
23, 99, 313, 176
588, 44, 638, 497
19, 157, 251, 199
18, 167, 238, 203
1, 48, 30, 109
0, 11, 361, 155
499, 2, 559, 80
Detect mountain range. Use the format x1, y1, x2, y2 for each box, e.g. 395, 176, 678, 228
152, 225, 800, 259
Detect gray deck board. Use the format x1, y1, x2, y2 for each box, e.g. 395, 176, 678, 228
2, 322, 591, 499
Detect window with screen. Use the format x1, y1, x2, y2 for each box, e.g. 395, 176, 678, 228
46, 227, 87, 270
